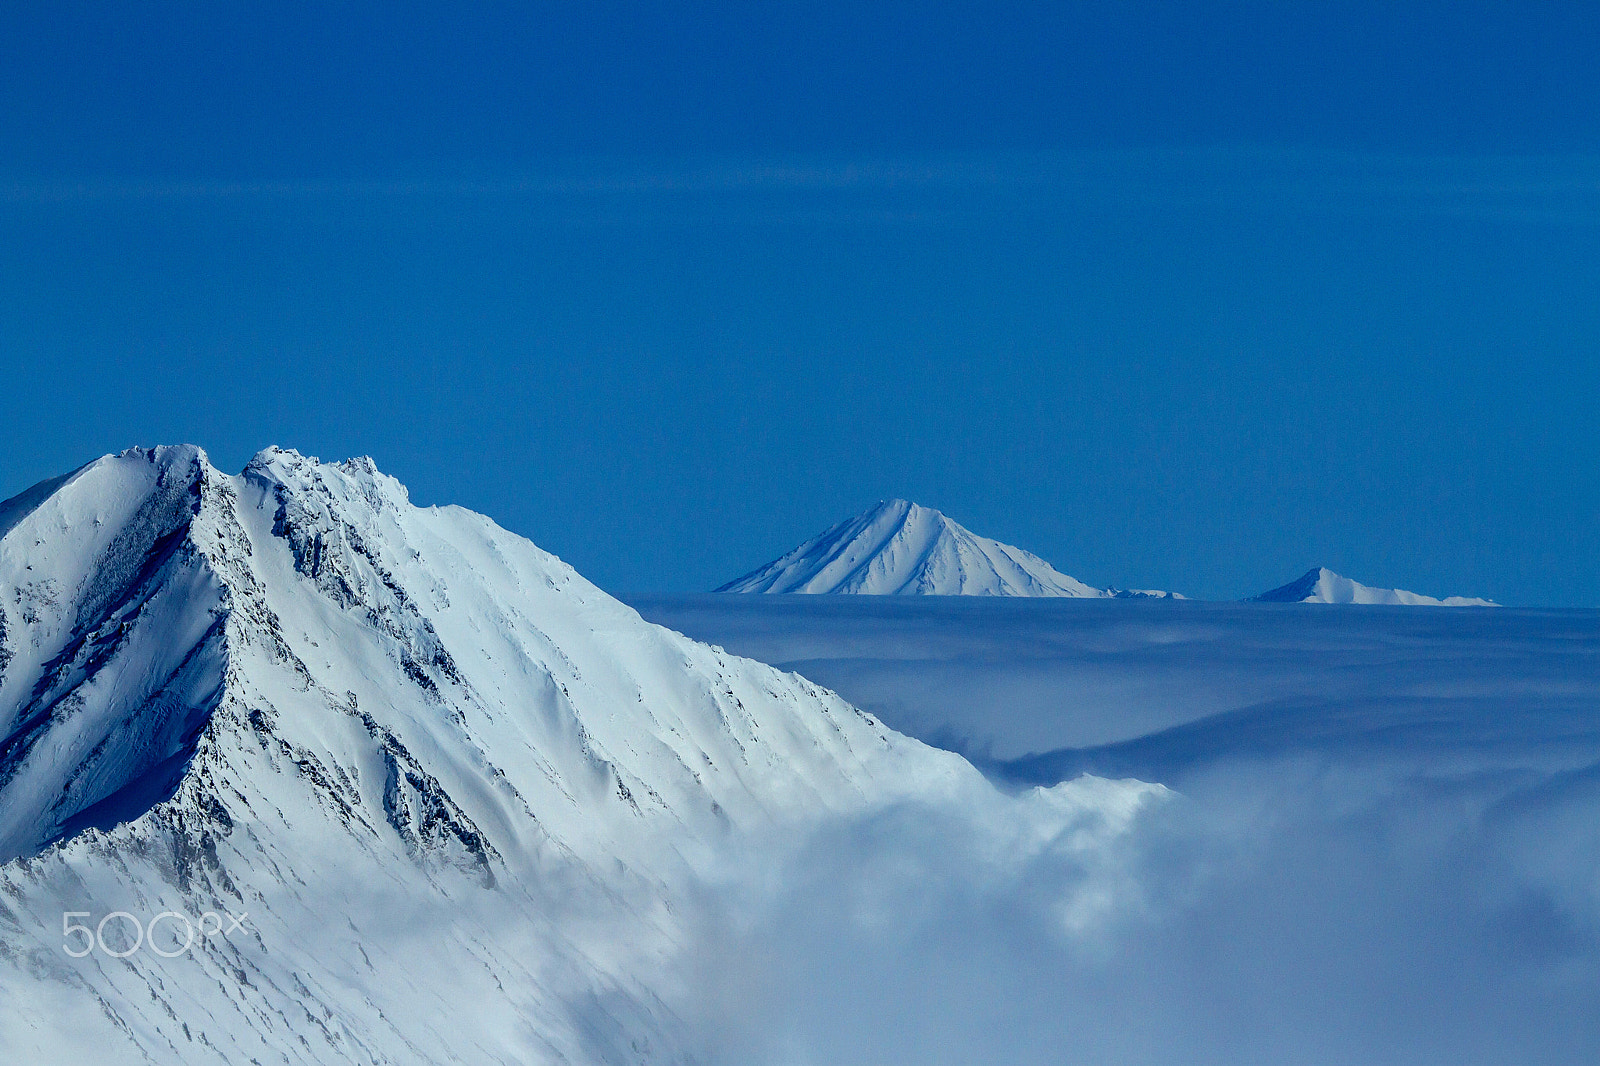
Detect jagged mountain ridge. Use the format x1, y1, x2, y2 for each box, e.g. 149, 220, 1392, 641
0, 447, 1161, 1064
718, 499, 1177, 598
1252, 566, 1498, 607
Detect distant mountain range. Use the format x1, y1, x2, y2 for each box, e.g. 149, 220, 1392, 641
716, 499, 1179, 598
1251, 567, 1498, 607
717, 501, 1496, 607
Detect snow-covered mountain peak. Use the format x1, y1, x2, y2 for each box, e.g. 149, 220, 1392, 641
0, 447, 1163, 1063
717, 498, 1124, 597
1252, 566, 1498, 607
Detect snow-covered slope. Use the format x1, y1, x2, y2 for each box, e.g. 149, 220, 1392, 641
0, 447, 1162, 1064
718, 499, 1174, 598
1252, 566, 1497, 606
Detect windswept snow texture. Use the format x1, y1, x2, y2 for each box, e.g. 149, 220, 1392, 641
0, 448, 1162, 1066
1253, 566, 1498, 606
718, 498, 1145, 597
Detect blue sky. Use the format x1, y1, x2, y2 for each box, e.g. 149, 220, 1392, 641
2, 3, 1597, 604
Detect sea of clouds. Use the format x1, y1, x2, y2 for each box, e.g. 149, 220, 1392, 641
637, 597, 1600, 1065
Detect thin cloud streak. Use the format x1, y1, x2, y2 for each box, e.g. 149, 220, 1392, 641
5, 149, 1600, 225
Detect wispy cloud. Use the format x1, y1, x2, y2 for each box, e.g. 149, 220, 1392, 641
0, 159, 1011, 202
5, 149, 1600, 226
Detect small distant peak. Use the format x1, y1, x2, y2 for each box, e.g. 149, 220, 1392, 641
717, 498, 1114, 597
1251, 566, 1497, 607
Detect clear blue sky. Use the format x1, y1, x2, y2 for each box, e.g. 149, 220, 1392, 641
2, 3, 1597, 604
